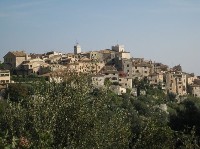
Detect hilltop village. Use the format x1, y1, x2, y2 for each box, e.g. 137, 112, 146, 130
1, 44, 200, 98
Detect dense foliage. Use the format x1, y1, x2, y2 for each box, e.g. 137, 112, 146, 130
0, 74, 200, 148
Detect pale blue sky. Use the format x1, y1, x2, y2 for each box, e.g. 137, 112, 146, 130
0, 0, 200, 74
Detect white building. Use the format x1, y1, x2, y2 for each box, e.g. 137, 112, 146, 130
0, 70, 10, 84
74, 43, 81, 54
112, 44, 125, 52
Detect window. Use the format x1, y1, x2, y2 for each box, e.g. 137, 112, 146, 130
127, 70, 129, 72
112, 77, 117, 80
127, 64, 129, 67
144, 71, 147, 73
135, 66, 137, 69
183, 86, 186, 91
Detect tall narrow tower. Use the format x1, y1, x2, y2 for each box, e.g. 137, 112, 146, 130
74, 43, 81, 54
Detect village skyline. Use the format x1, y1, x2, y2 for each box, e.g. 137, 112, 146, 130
1, 43, 199, 98
1, 42, 199, 76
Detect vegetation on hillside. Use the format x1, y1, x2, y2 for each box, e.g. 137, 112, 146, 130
0, 74, 200, 148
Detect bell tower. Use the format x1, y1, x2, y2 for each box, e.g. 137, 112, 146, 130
74, 42, 81, 54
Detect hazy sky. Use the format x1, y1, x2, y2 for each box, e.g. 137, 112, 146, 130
0, 0, 200, 75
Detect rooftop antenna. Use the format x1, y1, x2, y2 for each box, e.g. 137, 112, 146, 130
75, 39, 79, 45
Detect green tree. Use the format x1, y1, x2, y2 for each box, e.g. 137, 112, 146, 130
0, 73, 132, 148
4, 83, 32, 102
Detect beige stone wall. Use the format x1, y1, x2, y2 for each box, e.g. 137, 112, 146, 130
166, 73, 177, 94
90, 51, 103, 60
22, 61, 49, 74
192, 86, 200, 97
148, 73, 164, 85
16, 57, 26, 68
0, 70, 10, 84
67, 61, 105, 74
120, 52, 131, 59
132, 66, 151, 79
166, 72, 187, 96
177, 74, 187, 95
187, 76, 197, 85
119, 77, 132, 88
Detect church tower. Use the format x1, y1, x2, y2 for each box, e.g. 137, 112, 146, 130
74, 43, 81, 54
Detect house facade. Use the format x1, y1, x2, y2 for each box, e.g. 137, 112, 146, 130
166, 71, 187, 96
4, 51, 29, 69
190, 85, 200, 97
0, 70, 10, 84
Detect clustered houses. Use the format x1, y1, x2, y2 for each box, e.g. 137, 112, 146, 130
1, 43, 200, 97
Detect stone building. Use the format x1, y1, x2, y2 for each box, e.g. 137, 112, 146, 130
3, 51, 29, 69
190, 85, 200, 97
148, 73, 164, 85
21, 58, 49, 75
74, 43, 82, 54
132, 62, 152, 80
119, 77, 132, 89
0, 70, 10, 84
99, 66, 119, 83
166, 71, 187, 96
112, 44, 125, 52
